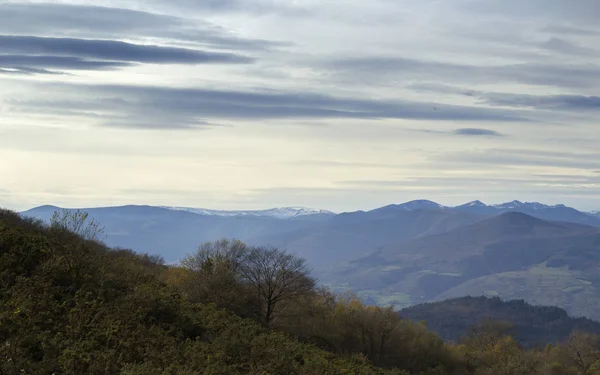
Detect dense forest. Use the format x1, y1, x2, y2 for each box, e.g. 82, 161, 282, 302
2, 208, 600, 375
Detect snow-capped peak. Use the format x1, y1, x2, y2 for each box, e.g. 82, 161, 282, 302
399, 200, 446, 210
161, 206, 335, 219
491, 201, 569, 211
460, 200, 487, 207
493, 200, 525, 209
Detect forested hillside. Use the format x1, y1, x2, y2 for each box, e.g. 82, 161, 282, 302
401, 296, 600, 347
3, 208, 600, 375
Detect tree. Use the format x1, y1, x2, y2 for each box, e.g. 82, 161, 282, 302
461, 320, 515, 351
49, 209, 105, 281
562, 332, 600, 374
181, 238, 248, 275
180, 239, 256, 317
241, 246, 315, 326
50, 209, 105, 242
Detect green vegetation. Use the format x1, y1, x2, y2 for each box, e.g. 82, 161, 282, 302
2, 208, 600, 374
401, 296, 600, 347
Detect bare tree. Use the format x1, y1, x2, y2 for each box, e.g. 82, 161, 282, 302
50, 209, 105, 242
241, 246, 315, 326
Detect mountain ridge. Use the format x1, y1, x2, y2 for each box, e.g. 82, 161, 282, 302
22, 199, 600, 222
161, 206, 336, 219
331, 211, 600, 319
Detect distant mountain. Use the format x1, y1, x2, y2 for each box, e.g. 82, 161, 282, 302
161, 206, 335, 219
329, 212, 600, 320
365, 199, 600, 227
370, 200, 447, 214
400, 296, 600, 347
453, 200, 600, 227
250, 208, 483, 268
20, 203, 485, 269
21, 199, 600, 267
20, 205, 326, 263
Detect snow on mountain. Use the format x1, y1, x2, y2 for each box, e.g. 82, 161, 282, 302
370, 200, 447, 214
161, 206, 335, 219
459, 200, 487, 208
492, 200, 526, 209
399, 200, 447, 210
491, 201, 566, 210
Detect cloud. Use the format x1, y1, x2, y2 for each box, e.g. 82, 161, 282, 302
0, 67, 64, 75
481, 94, 600, 110
408, 127, 505, 137
466, 0, 600, 26
339, 174, 600, 188
543, 25, 600, 37
409, 83, 600, 112
433, 148, 600, 171
0, 3, 288, 51
454, 128, 504, 136
7, 82, 529, 129
0, 36, 254, 69
148, 0, 311, 16
325, 56, 600, 89
0, 55, 131, 73
541, 37, 597, 55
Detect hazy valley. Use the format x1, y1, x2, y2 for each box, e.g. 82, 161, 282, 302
22, 199, 600, 321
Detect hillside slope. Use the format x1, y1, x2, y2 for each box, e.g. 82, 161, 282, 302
400, 296, 600, 347
331, 213, 600, 319
249, 208, 484, 268
0, 208, 413, 374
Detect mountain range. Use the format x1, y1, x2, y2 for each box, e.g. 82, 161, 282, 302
329, 211, 600, 319
160, 206, 335, 219
20, 199, 600, 320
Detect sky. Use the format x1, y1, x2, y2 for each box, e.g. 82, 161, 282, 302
1, 0, 600, 213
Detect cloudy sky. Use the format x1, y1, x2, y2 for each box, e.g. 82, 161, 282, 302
1, 0, 599, 212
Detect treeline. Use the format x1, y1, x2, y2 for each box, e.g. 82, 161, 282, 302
1, 209, 600, 375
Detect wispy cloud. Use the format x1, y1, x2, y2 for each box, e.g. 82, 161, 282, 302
0, 3, 289, 51
541, 37, 598, 55
432, 148, 600, 171
325, 56, 600, 89
0, 35, 254, 74
6, 82, 530, 129
0, 55, 131, 73
454, 128, 504, 136
148, 0, 311, 16
543, 25, 600, 37
409, 127, 506, 137
409, 83, 600, 111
